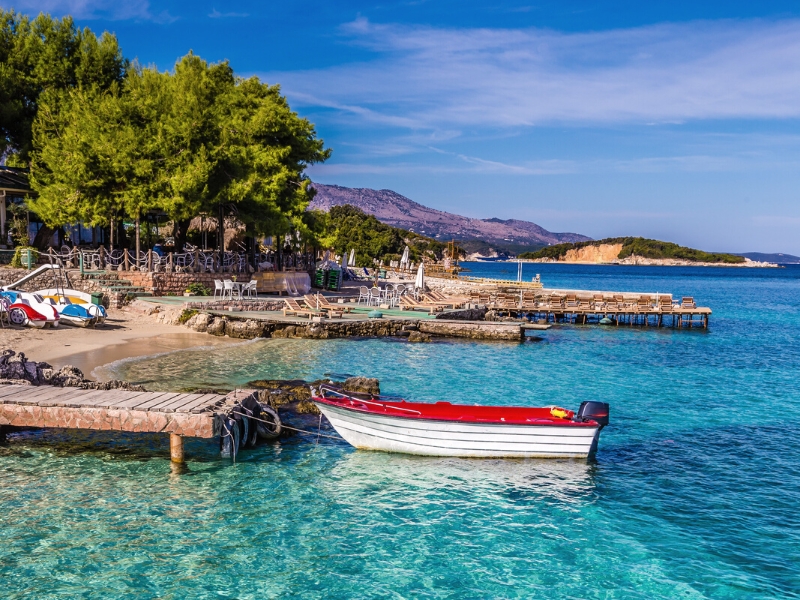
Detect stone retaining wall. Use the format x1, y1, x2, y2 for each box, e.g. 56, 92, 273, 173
124, 271, 253, 295
419, 320, 523, 341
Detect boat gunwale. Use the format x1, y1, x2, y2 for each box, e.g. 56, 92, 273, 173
312, 395, 600, 428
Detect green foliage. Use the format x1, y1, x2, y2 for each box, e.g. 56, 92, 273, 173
0, 9, 126, 161
10, 246, 38, 268
518, 237, 745, 264
186, 282, 209, 296
320, 205, 446, 267
178, 308, 198, 324
28, 52, 330, 238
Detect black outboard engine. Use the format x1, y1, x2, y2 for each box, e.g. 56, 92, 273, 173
577, 401, 610, 428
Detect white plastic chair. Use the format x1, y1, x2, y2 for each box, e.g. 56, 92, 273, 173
244, 280, 257, 298
357, 286, 370, 305
213, 279, 224, 299
223, 279, 236, 300
369, 286, 381, 306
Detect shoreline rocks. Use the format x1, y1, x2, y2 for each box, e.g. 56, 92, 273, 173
0, 350, 145, 390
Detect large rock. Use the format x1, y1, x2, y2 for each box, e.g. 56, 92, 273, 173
206, 317, 227, 336
226, 319, 266, 339
342, 377, 380, 395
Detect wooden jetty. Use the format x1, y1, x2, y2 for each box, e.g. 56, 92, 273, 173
0, 385, 242, 463
480, 292, 711, 328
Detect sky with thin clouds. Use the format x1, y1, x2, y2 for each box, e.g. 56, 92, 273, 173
4, 0, 800, 253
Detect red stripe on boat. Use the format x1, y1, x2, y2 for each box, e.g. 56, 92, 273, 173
312, 396, 599, 427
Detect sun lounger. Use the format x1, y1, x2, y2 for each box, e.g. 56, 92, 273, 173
399, 295, 442, 313
303, 295, 344, 318
681, 297, 696, 309
309, 293, 352, 313
283, 297, 319, 318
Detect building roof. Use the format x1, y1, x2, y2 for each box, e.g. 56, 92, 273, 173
0, 166, 31, 193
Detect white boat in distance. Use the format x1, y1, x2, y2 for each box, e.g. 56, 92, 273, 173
312, 387, 610, 459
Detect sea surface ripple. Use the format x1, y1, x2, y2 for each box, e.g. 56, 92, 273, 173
2, 264, 799, 598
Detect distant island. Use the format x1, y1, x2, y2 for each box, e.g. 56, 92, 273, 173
518, 238, 777, 267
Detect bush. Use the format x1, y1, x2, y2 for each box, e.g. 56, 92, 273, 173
186, 282, 210, 296
178, 309, 199, 324
10, 246, 39, 268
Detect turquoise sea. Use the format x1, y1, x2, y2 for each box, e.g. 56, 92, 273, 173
2, 263, 800, 598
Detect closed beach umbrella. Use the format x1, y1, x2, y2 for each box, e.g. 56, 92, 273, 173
348, 249, 356, 267
340, 252, 347, 271
415, 262, 425, 290
401, 245, 410, 267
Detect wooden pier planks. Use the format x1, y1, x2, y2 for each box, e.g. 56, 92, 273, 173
0, 385, 229, 438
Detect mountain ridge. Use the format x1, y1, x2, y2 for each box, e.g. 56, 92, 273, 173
309, 183, 590, 249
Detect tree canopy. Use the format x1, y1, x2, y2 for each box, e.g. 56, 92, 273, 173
316, 204, 447, 267
26, 52, 330, 245
0, 9, 126, 162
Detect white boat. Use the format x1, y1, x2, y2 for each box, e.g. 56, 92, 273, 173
36, 288, 106, 326
312, 387, 609, 458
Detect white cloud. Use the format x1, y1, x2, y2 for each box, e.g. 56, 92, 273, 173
264, 18, 800, 129
6, 0, 175, 22
208, 9, 248, 19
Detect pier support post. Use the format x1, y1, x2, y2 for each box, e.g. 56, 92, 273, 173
170, 433, 185, 463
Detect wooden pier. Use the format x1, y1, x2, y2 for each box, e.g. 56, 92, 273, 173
0, 385, 237, 463
478, 291, 711, 328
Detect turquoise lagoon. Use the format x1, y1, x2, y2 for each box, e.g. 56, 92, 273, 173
2, 263, 799, 598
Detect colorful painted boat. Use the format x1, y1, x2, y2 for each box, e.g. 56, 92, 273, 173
312, 386, 609, 458
35, 288, 107, 326
0, 291, 60, 328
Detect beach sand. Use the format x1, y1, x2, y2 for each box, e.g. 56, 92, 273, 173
0, 309, 234, 376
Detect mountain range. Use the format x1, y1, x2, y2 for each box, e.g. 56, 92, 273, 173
309, 184, 590, 251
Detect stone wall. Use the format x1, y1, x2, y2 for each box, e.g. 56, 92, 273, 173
124, 271, 253, 295
419, 320, 523, 341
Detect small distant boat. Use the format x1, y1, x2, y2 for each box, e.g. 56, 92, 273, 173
312, 386, 609, 458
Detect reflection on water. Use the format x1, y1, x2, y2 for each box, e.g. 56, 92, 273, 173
4, 266, 800, 598
326, 451, 597, 506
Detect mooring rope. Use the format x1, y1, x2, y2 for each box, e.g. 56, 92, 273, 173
229, 410, 343, 441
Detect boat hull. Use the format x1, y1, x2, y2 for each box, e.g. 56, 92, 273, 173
316, 402, 601, 458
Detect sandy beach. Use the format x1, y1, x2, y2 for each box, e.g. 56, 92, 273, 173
0, 309, 234, 376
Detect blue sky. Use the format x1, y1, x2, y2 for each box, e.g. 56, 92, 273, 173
6, 1, 800, 253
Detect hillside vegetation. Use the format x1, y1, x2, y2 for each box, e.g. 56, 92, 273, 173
316, 205, 449, 267
518, 237, 745, 264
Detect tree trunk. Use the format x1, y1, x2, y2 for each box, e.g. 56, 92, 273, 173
135, 216, 140, 265
171, 218, 191, 253
218, 205, 224, 253
32, 225, 55, 251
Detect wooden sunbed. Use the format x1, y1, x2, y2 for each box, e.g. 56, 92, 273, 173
399, 295, 442, 313
302, 295, 344, 318
283, 297, 318, 318
681, 297, 696, 309
306, 293, 351, 314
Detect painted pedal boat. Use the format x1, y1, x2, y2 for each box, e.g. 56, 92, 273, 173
312, 387, 610, 458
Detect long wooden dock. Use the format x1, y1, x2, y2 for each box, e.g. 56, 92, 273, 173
0, 385, 236, 462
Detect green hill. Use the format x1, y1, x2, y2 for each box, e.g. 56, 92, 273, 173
317, 205, 449, 267
518, 237, 745, 264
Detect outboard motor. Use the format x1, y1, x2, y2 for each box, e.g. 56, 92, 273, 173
577, 401, 610, 428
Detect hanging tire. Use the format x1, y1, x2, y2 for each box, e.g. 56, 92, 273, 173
9, 308, 28, 326
246, 408, 259, 447
256, 404, 282, 440
220, 417, 240, 459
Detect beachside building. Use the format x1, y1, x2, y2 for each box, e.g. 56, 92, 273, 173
0, 165, 29, 248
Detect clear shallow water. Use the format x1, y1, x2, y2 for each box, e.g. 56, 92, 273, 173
3, 264, 800, 598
